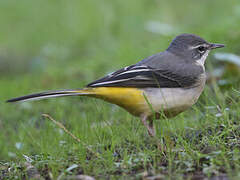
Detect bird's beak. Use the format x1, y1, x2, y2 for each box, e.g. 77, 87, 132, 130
209, 43, 225, 50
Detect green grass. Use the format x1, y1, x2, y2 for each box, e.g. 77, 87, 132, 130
1, 0, 240, 179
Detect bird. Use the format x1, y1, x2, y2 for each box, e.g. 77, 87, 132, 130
7, 34, 224, 137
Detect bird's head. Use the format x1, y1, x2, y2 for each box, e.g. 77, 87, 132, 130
167, 34, 224, 66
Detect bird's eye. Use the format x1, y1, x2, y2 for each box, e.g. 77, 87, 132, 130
197, 46, 206, 53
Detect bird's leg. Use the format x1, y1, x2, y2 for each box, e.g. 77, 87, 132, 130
148, 118, 155, 136
141, 115, 155, 137
141, 115, 167, 153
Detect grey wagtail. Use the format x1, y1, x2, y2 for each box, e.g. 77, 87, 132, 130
7, 34, 224, 136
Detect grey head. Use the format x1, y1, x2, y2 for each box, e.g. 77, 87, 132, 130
167, 34, 224, 65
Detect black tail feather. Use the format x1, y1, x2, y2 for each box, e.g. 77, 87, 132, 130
6, 90, 83, 103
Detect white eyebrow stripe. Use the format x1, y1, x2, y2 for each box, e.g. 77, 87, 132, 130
189, 44, 209, 50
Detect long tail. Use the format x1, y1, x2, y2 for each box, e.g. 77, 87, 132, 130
6, 89, 92, 103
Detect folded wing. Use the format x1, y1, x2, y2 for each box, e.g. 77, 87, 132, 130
87, 65, 198, 88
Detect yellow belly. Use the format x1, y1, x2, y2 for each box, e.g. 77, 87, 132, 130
84, 87, 147, 116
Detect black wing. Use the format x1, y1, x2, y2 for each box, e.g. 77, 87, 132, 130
87, 65, 199, 88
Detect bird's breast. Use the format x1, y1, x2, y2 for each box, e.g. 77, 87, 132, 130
142, 74, 206, 118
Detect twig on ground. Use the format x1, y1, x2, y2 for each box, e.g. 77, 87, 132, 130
42, 113, 102, 159
42, 114, 81, 143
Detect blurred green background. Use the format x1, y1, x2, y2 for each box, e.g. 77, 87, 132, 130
0, 0, 240, 178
